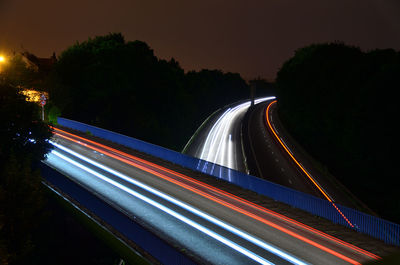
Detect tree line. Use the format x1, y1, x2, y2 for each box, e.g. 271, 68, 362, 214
0, 63, 52, 263
47, 33, 274, 151
276, 42, 400, 223
7, 33, 398, 262
0, 32, 273, 263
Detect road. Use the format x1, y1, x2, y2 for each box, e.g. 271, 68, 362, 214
185, 97, 369, 213
183, 97, 274, 173
243, 101, 324, 198
244, 100, 371, 212
44, 127, 379, 265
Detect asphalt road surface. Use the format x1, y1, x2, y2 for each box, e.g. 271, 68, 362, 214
43, 128, 379, 265
243, 101, 371, 211
183, 97, 274, 173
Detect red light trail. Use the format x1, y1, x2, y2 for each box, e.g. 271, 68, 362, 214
265, 100, 355, 228
51, 126, 380, 264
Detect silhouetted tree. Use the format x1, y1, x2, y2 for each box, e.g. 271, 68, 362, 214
248, 77, 276, 97
0, 83, 52, 164
0, 79, 52, 264
50, 33, 250, 150
185, 69, 249, 125
276, 42, 400, 222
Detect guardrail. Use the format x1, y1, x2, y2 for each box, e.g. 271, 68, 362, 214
41, 163, 197, 265
57, 117, 400, 246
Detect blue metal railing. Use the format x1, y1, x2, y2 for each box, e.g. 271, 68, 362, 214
57, 117, 400, 246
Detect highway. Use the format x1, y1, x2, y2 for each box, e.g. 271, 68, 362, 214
244, 100, 370, 212
243, 100, 324, 198
185, 97, 368, 215
183, 97, 274, 173
44, 127, 379, 264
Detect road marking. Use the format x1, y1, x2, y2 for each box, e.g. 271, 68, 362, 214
51, 127, 380, 262
265, 101, 355, 228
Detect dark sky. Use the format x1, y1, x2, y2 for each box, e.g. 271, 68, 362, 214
1, 0, 400, 80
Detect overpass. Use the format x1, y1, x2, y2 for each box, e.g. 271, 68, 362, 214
41, 108, 398, 264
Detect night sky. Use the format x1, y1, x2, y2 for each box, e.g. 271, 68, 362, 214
1, 0, 400, 79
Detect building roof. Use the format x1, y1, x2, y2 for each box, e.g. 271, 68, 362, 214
21, 51, 56, 73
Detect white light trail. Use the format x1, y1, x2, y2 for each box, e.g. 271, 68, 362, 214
50, 141, 307, 265
199, 97, 275, 170
51, 150, 274, 265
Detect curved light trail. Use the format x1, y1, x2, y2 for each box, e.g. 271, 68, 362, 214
51, 149, 280, 265
265, 100, 355, 228
198, 97, 275, 171
51, 141, 308, 265
49, 126, 380, 264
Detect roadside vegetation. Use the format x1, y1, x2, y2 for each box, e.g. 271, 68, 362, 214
1, 58, 51, 264
0, 33, 273, 264
276, 43, 400, 223
0, 56, 120, 264
3, 34, 398, 263
47, 33, 272, 150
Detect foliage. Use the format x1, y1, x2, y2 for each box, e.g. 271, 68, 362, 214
0, 55, 40, 89
50, 33, 250, 150
248, 77, 276, 97
0, 83, 52, 164
46, 103, 61, 125
276, 42, 400, 222
0, 154, 45, 265
0, 61, 52, 264
185, 69, 249, 126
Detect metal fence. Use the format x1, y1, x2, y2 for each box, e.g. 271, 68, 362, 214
41, 164, 198, 265
57, 117, 400, 246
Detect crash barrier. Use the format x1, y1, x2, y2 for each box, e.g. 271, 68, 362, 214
41, 164, 197, 265
57, 117, 400, 246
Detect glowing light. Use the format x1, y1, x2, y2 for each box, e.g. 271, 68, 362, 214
51, 141, 308, 265
51, 150, 276, 265
199, 97, 275, 170
20, 90, 48, 103
265, 101, 355, 228
52, 127, 380, 262
0, 55, 6, 72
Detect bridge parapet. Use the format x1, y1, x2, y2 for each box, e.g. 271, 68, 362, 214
57, 117, 400, 246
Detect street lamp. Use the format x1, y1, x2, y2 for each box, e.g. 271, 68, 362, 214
0, 55, 5, 73
0, 54, 8, 73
